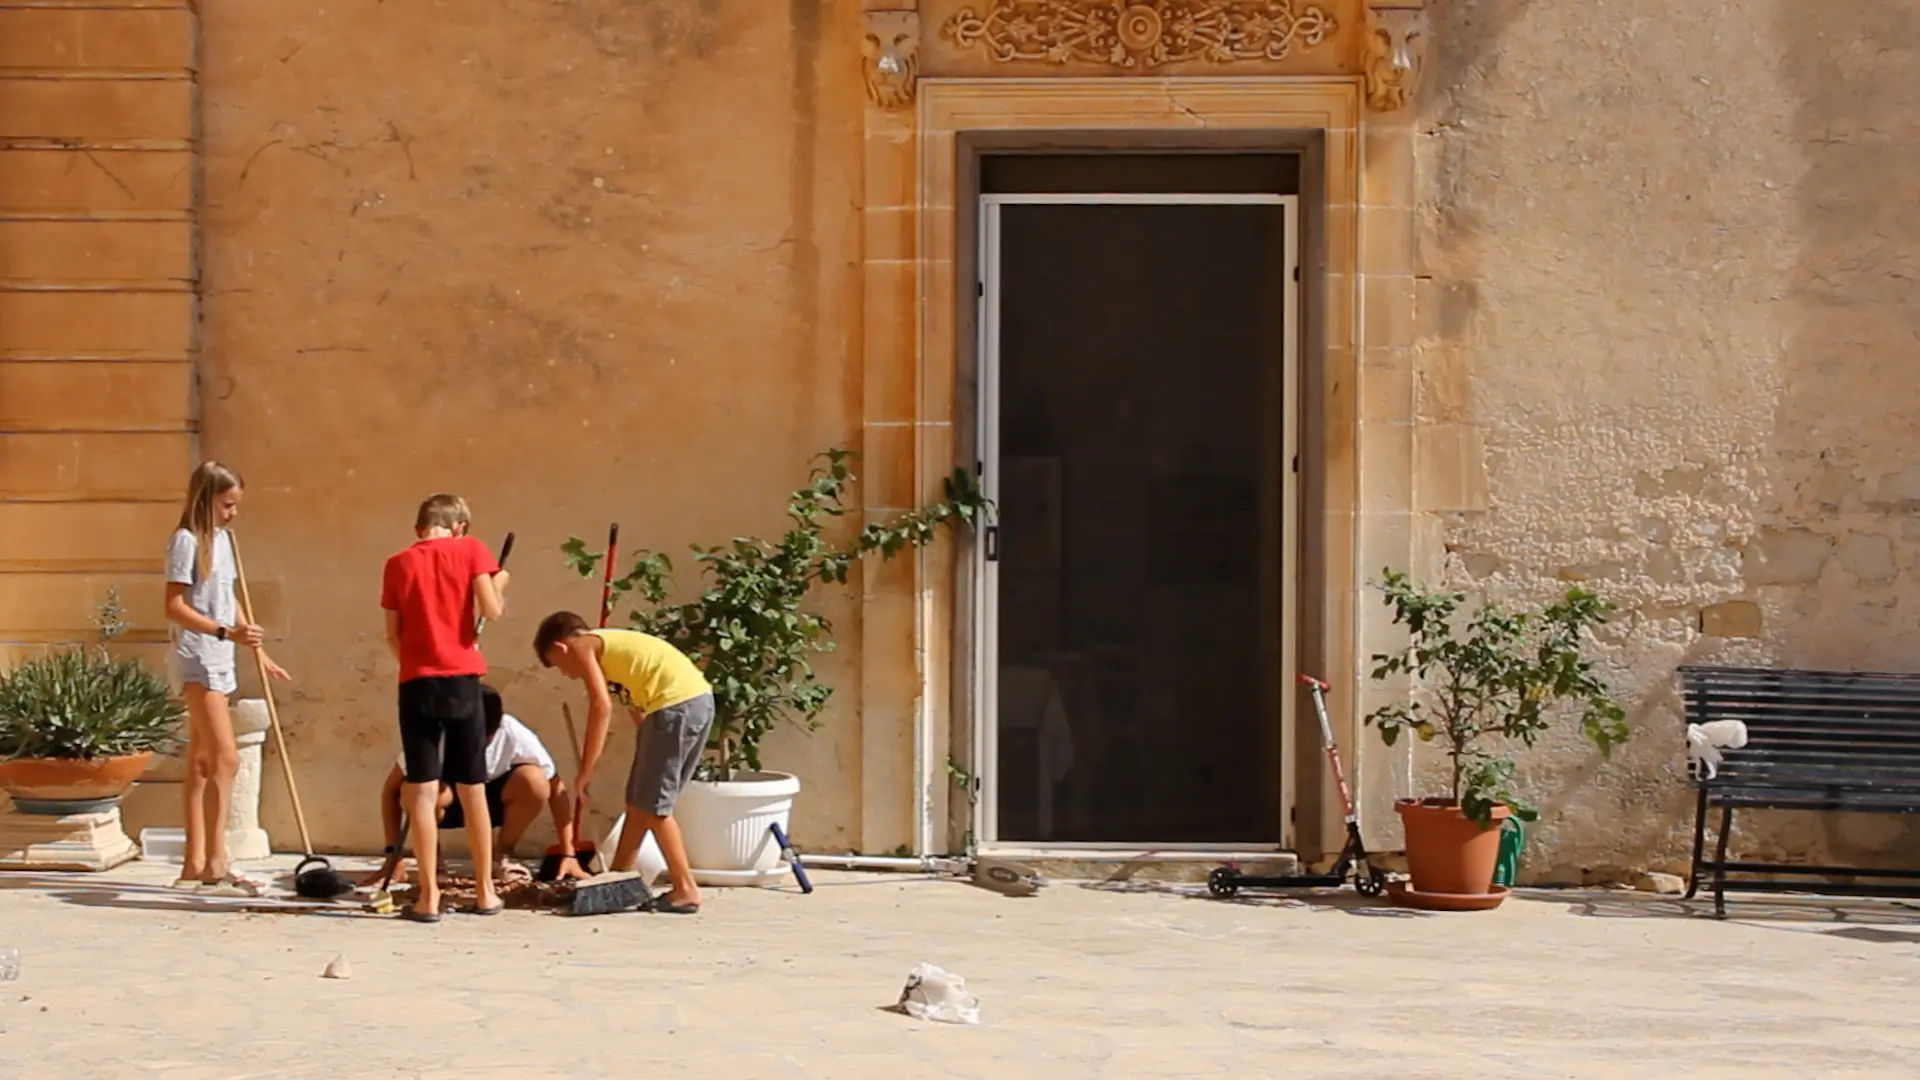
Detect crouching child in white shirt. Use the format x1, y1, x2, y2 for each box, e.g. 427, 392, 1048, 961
364, 684, 582, 885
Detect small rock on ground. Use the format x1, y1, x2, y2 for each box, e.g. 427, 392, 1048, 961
322, 955, 352, 979
1634, 872, 1687, 895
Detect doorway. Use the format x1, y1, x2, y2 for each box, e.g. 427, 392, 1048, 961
974, 180, 1300, 848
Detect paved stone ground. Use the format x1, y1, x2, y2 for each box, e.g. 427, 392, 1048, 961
1, 856, 1916, 1079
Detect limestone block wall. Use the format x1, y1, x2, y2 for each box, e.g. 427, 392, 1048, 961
1407, 0, 1920, 880
186, 0, 871, 854
0, 5, 197, 682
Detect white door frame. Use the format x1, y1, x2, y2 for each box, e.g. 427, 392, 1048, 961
972, 192, 1302, 852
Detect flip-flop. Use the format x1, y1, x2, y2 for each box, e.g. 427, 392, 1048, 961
468, 901, 506, 916
201, 873, 265, 898
400, 905, 442, 924
651, 899, 700, 915
169, 877, 201, 892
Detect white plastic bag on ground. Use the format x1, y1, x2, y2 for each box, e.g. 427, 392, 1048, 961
897, 962, 981, 1025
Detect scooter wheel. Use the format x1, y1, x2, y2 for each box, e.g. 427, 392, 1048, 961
1207, 867, 1240, 898
1356, 868, 1387, 898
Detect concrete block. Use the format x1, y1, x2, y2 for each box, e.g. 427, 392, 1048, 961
0, 806, 138, 871
0, 221, 193, 283
0, 79, 193, 140
0, 502, 180, 568
0, 432, 193, 496
0, 9, 195, 71
1741, 528, 1833, 587
0, 293, 193, 354
1698, 601, 1762, 639
1838, 533, 1896, 583
0, 572, 168, 634
0, 361, 192, 429
0, 149, 193, 211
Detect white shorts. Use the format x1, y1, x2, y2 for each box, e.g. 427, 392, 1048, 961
171, 652, 237, 696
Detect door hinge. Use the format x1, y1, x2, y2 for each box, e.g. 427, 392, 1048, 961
1290, 806, 1298, 823
976, 280, 985, 297
984, 525, 1000, 563
1292, 454, 1300, 473
1292, 264, 1301, 283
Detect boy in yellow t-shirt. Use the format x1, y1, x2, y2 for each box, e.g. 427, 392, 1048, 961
534, 611, 713, 913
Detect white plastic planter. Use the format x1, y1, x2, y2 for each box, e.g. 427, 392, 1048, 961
673, 770, 799, 887
600, 815, 669, 887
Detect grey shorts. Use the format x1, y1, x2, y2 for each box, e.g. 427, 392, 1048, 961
171, 652, 237, 696
626, 692, 714, 816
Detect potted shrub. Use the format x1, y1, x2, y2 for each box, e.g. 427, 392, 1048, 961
1365, 569, 1629, 904
0, 589, 184, 815
564, 448, 986, 880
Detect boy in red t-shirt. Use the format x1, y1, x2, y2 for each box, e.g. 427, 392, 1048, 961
380, 493, 510, 921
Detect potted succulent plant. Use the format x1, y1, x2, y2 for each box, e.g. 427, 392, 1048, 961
1366, 570, 1629, 905
563, 448, 987, 880
0, 589, 183, 814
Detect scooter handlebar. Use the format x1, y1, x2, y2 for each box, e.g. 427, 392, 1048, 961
1297, 674, 1329, 691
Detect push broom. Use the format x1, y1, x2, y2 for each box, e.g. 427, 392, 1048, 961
539, 523, 616, 880
563, 523, 654, 915
229, 532, 355, 902
561, 701, 652, 915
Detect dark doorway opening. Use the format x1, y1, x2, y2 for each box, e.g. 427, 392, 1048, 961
984, 155, 1296, 845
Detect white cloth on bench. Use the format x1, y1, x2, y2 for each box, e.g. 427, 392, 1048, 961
1686, 719, 1749, 781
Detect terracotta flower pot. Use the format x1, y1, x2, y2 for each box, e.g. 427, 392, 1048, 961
0, 752, 152, 812
1396, 797, 1510, 895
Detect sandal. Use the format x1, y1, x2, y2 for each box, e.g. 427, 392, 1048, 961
201, 872, 265, 898
651, 899, 700, 915
400, 904, 442, 924
468, 901, 506, 916
492, 859, 533, 886
169, 877, 201, 892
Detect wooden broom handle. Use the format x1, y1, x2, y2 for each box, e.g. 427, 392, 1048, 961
229, 531, 314, 856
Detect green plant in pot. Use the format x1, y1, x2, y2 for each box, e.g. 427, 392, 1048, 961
1366, 569, 1629, 902
562, 448, 987, 875
0, 588, 184, 815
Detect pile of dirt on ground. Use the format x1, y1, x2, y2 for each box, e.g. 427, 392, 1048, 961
439, 874, 572, 911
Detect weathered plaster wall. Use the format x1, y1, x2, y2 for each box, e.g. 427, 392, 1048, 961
1402, 0, 1920, 880
168, 0, 870, 853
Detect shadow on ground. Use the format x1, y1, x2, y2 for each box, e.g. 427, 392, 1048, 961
1076, 875, 1435, 918
1543, 887, 1920, 938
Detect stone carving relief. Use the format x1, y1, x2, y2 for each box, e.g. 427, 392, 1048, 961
942, 1, 1337, 70
1363, 4, 1427, 112
862, 10, 921, 108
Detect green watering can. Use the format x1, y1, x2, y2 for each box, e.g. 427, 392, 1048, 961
1493, 817, 1526, 888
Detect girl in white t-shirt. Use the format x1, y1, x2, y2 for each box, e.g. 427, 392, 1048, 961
162, 461, 291, 895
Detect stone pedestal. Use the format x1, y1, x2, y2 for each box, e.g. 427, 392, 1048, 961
0, 807, 139, 871
227, 699, 273, 861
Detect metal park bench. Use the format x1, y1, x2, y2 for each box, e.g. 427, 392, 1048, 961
1679, 665, 1920, 918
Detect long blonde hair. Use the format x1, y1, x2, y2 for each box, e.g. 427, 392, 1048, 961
177, 461, 243, 580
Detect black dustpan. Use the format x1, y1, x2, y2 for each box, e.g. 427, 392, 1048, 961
294, 855, 356, 899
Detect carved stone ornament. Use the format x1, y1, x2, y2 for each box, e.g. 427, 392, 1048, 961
862, 10, 921, 108
1363, 5, 1427, 112
942, 1, 1337, 70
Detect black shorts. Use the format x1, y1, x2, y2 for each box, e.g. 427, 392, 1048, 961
439, 772, 511, 830
397, 674, 486, 786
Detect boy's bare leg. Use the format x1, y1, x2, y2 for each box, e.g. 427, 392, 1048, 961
610, 810, 646, 873
495, 766, 549, 856
454, 782, 500, 911
404, 781, 441, 913
634, 808, 699, 907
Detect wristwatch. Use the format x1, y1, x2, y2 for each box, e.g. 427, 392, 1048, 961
215, 625, 229, 641
382, 844, 396, 856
